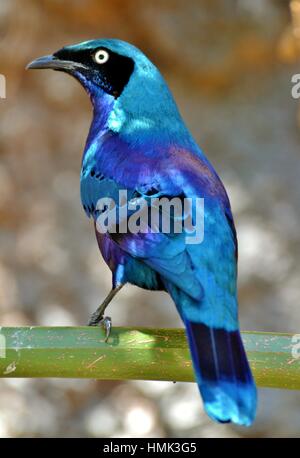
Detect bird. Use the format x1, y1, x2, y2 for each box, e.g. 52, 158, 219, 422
27, 38, 257, 426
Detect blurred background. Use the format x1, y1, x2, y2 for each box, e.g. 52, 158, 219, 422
0, 0, 300, 438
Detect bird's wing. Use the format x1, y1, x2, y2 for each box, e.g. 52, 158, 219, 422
106, 150, 237, 328
81, 140, 238, 328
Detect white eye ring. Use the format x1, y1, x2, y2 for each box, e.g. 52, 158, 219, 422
94, 49, 109, 64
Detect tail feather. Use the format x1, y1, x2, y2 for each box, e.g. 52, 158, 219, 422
185, 320, 257, 426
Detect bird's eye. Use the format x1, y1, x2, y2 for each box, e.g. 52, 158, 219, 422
94, 49, 109, 65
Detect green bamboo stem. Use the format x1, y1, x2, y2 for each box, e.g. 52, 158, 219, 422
0, 327, 299, 389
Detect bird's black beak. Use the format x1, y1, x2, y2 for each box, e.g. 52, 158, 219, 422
26, 54, 86, 72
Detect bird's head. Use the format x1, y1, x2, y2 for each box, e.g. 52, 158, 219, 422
27, 38, 190, 142
27, 39, 138, 100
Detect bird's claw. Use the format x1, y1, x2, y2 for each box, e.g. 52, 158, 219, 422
100, 316, 112, 342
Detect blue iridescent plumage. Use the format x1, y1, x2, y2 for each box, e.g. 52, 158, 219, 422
27, 38, 257, 426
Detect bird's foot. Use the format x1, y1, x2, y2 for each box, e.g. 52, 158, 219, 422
88, 313, 112, 342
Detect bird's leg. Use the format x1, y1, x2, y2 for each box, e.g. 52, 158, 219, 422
88, 284, 124, 341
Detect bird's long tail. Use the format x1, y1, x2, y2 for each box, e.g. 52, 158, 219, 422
184, 319, 257, 426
